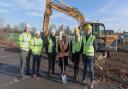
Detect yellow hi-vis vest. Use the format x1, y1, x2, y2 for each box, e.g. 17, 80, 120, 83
83, 35, 95, 56
48, 37, 58, 53
30, 37, 43, 55
72, 36, 82, 54
18, 32, 31, 51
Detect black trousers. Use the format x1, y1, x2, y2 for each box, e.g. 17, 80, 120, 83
72, 52, 81, 77
26, 49, 32, 74
48, 53, 56, 74
59, 56, 68, 74
32, 54, 41, 75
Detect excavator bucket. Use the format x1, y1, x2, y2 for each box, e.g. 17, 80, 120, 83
105, 35, 118, 51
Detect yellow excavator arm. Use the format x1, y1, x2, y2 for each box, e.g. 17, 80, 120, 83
43, 0, 85, 36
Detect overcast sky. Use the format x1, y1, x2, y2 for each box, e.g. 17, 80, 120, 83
0, 0, 128, 32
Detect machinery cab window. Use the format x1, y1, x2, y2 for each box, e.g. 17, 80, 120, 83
92, 23, 105, 38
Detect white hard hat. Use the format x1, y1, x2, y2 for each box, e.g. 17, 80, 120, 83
25, 24, 31, 28
24, 24, 31, 31
51, 28, 56, 33
35, 30, 40, 35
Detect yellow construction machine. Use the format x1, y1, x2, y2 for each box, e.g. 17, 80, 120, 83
43, 0, 117, 58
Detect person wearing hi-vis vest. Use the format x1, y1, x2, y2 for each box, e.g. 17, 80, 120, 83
70, 27, 82, 80
46, 28, 58, 76
30, 30, 43, 79
58, 32, 69, 75
81, 24, 97, 89
18, 24, 32, 78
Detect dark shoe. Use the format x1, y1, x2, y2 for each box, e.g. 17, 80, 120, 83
73, 75, 76, 80
52, 72, 55, 74
15, 76, 22, 81
26, 72, 31, 76
37, 73, 41, 77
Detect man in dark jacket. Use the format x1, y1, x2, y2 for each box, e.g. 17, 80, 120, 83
46, 28, 58, 77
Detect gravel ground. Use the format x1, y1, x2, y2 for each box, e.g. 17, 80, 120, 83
0, 47, 119, 89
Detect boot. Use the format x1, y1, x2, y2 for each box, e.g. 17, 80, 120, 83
90, 81, 94, 89
75, 70, 79, 80
32, 74, 37, 78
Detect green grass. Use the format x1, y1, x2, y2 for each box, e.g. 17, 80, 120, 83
6, 33, 19, 42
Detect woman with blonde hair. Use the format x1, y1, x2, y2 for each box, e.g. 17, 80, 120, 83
58, 32, 69, 74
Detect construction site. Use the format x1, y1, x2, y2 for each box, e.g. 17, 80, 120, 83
0, 0, 128, 89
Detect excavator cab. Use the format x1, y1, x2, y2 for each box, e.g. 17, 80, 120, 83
82, 22, 117, 52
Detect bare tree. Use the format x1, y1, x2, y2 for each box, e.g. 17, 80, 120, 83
3, 24, 11, 33
57, 25, 64, 36
18, 22, 27, 31
64, 26, 70, 36
13, 25, 19, 33
31, 26, 37, 33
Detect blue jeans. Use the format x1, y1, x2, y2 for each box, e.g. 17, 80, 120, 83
82, 56, 94, 82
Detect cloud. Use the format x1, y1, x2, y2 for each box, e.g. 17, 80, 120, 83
116, 8, 128, 18
97, 0, 118, 13
0, 16, 6, 27
1, 0, 44, 15
101, 16, 128, 31
0, 0, 17, 13
87, 0, 128, 31
18, 0, 46, 17
50, 13, 78, 29
26, 11, 42, 17
51, 13, 78, 23
105, 5, 128, 31
0, 0, 20, 13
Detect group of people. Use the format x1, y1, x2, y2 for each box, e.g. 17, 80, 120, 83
18, 24, 96, 89
18, 25, 43, 78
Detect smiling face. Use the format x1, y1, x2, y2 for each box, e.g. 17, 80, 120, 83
75, 31, 80, 36
35, 33, 40, 38
85, 29, 92, 35
24, 27, 30, 33
35, 31, 40, 38
62, 36, 66, 41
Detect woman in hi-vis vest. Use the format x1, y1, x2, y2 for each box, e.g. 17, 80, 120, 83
58, 32, 69, 75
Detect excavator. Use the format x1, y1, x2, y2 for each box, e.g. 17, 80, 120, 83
43, 0, 117, 59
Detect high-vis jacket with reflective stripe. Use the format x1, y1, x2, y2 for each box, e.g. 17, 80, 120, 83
83, 35, 95, 56
18, 32, 32, 51
72, 36, 82, 54
30, 37, 43, 55
48, 36, 58, 53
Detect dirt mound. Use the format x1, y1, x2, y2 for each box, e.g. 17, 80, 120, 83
94, 51, 128, 89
